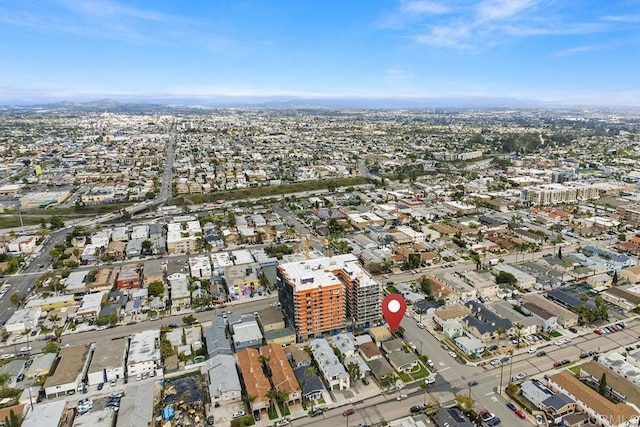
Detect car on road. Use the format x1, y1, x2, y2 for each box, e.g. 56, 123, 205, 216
553, 359, 571, 368
527, 347, 536, 354
448, 351, 457, 358
479, 410, 495, 422
579, 352, 589, 359
16, 374, 25, 382
515, 409, 526, 419
206, 415, 215, 425
468, 380, 478, 386
30, 330, 37, 336
506, 403, 516, 411
410, 405, 424, 413
275, 419, 290, 426
97, 383, 104, 390
488, 344, 498, 351
342, 409, 355, 416
309, 409, 323, 417
396, 394, 408, 401
408, 342, 417, 350
427, 359, 435, 368
536, 351, 547, 357
232, 411, 246, 419
425, 377, 436, 385
515, 373, 526, 380
569, 327, 578, 333
416, 322, 425, 329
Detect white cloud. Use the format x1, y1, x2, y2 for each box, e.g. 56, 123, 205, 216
475, 0, 538, 22
401, 0, 450, 15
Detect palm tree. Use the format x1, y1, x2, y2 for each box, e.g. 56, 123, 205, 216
0, 372, 11, 390
514, 323, 524, 349
244, 393, 256, 412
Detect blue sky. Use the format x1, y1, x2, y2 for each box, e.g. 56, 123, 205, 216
1, 0, 639, 105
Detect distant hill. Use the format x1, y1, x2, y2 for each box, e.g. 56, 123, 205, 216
0, 95, 579, 111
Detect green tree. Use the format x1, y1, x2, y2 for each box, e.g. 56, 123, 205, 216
599, 373, 607, 396
347, 362, 361, 381
0, 372, 11, 389
455, 393, 475, 412
42, 342, 59, 354
495, 271, 516, 285
182, 314, 197, 326
419, 276, 433, 297
49, 215, 65, 230
3, 409, 22, 427
141, 240, 153, 255
9, 292, 21, 306
147, 281, 164, 298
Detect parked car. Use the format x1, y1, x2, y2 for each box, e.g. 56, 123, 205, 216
309, 409, 323, 417
515, 409, 526, 419
425, 377, 436, 385
342, 409, 355, 416
468, 380, 478, 386
506, 403, 516, 411
416, 322, 425, 329
206, 415, 215, 425
410, 405, 424, 413
449, 351, 457, 358
396, 394, 408, 401
97, 383, 104, 390
232, 411, 246, 419
515, 373, 526, 380
275, 419, 290, 426
569, 327, 578, 333
16, 374, 25, 382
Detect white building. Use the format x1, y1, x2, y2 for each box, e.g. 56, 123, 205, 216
5, 307, 41, 333
188, 255, 212, 278
86, 340, 127, 386
310, 338, 350, 390
396, 226, 426, 243
127, 329, 161, 378
75, 292, 104, 322
130, 225, 149, 240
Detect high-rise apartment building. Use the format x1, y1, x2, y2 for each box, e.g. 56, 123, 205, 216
277, 254, 381, 340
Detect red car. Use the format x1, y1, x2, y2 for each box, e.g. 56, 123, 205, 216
343, 409, 355, 416
515, 409, 526, 419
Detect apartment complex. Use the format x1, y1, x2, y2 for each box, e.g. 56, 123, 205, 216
277, 254, 381, 340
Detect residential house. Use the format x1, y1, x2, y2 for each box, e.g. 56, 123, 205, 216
262, 344, 302, 405
310, 338, 350, 390
548, 371, 640, 427
206, 355, 242, 403
237, 348, 271, 413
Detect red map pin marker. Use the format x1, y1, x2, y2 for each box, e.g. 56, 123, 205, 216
382, 293, 407, 333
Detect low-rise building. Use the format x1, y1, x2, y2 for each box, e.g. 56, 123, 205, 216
521, 293, 578, 328
204, 315, 232, 358
230, 316, 263, 350
4, 307, 41, 333
44, 345, 91, 398
75, 292, 104, 322
548, 370, 640, 427
127, 330, 161, 378
206, 354, 242, 403
262, 343, 301, 405
310, 338, 350, 390
237, 348, 271, 413
87, 340, 127, 386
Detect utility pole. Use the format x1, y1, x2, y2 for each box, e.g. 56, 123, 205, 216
498, 360, 505, 394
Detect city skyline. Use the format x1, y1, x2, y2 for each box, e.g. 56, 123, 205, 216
1, 0, 640, 106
